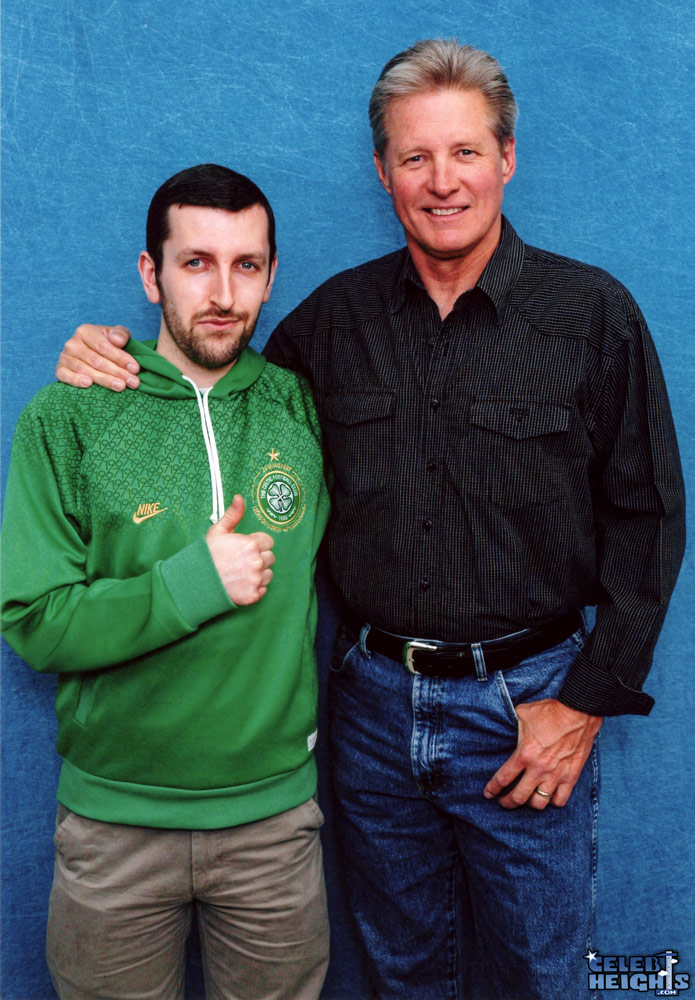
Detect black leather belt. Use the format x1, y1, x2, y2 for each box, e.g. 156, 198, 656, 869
345, 610, 582, 678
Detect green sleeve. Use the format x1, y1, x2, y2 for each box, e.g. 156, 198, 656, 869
1, 402, 232, 674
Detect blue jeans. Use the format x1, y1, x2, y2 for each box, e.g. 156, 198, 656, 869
328, 621, 600, 1000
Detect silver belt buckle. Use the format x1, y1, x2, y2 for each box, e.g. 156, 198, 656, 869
404, 640, 438, 675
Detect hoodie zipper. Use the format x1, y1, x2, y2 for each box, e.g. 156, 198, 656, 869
182, 377, 225, 523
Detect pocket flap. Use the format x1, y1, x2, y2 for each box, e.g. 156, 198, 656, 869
324, 390, 395, 425
471, 399, 569, 439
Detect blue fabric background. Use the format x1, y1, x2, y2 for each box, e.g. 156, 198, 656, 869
2, 2, 693, 998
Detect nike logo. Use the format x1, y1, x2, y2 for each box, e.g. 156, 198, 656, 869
133, 503, 169, 524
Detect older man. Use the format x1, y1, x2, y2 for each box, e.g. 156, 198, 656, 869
55, 41, 685, 1000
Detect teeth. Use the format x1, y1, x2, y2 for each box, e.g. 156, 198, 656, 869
429, 207, 462, 216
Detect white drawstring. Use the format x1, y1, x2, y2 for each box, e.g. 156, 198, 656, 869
182, 376, 226, 523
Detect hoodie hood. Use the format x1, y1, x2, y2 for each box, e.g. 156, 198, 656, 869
126, 339, 267, 399
127, 339, 267, 522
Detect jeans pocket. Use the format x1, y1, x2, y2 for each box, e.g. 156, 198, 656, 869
53, 805, 80, 852
306, 796, 326, 828
495, 671, 521, 726
493, 634, 582, 726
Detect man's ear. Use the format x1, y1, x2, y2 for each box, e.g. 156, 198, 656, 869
138, 252, 161, 304
263, 255, 278, 303
373, 150, 392, 195
501, 136, 516, 186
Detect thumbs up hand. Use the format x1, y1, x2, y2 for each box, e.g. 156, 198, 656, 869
205, 495, 275, 605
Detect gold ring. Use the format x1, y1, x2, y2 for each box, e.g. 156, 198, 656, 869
534, 787, 552, 799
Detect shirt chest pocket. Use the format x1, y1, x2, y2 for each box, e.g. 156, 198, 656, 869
323, 390, 396, 496
457, 398, 571, 506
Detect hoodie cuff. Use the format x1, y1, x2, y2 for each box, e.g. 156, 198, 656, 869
160, 537, 234, 629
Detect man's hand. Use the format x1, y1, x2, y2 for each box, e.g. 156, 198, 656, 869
205, 496, 275, 605
56, 324, 139, 391
483, 698, 602, 810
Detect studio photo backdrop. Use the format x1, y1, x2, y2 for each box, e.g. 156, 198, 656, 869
2, 1, 693, 997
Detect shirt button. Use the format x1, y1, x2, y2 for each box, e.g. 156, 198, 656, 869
430, 399, 440, 411
426, 459, 437, 471
419, 580, 430, 591
422, 519, 432, 531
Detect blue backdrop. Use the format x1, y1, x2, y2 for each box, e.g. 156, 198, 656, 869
2, 2, 693, 998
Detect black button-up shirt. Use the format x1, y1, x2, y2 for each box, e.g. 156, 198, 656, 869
265, 219, 685, 716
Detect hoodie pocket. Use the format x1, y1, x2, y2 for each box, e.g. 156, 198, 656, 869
74, 673, 98, 726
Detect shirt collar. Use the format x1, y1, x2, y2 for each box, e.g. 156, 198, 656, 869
389, 249, 420, 314
476, 216, 525, 316
389, 216, 525, 318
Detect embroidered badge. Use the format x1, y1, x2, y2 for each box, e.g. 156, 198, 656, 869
252, 451, 305, 531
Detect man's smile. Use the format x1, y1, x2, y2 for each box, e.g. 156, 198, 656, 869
426, 206, 468, 216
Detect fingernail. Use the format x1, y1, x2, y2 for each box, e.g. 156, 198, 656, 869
127, 363, 139, 374
112, 379, 126, 391
483, 790, 493, 799
126, 376, 139, 389
79, 377, 91, 388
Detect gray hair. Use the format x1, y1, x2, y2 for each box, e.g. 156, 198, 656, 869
369, 39, 518, 159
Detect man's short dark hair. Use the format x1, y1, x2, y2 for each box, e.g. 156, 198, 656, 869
146, 163, 277, 275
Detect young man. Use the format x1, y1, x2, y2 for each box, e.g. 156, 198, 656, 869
54, 41, 685, 1000
2, 164, 330, 1000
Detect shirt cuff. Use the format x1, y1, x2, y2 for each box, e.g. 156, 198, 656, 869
558, 648, 655, 716
160, 537, 234, 629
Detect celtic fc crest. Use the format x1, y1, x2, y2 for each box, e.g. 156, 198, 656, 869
253, 452, 306, 531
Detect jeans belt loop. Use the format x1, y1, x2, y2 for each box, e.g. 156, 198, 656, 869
359, 623, 372, 659
471, 642, 487, 682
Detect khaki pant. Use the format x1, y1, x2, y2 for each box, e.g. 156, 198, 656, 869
47, 800, 329, 1000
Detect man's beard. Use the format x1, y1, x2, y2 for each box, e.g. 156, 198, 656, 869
160, 295, 256, 371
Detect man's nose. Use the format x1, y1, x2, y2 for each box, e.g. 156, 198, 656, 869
210, 270, 234, 311
429, 157, 458, 197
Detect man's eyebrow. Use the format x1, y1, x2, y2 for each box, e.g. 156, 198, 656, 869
173, 248, 212, 261
173, 248, 267, 262
396, 135, 482, 155
234, 251, 268, 262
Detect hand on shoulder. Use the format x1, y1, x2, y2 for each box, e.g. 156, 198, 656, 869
56, 325, 139, 391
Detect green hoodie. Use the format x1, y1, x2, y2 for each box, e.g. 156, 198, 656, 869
1, 341, 330, 829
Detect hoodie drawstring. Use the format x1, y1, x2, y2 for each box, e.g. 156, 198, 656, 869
182, 377, 225, 523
